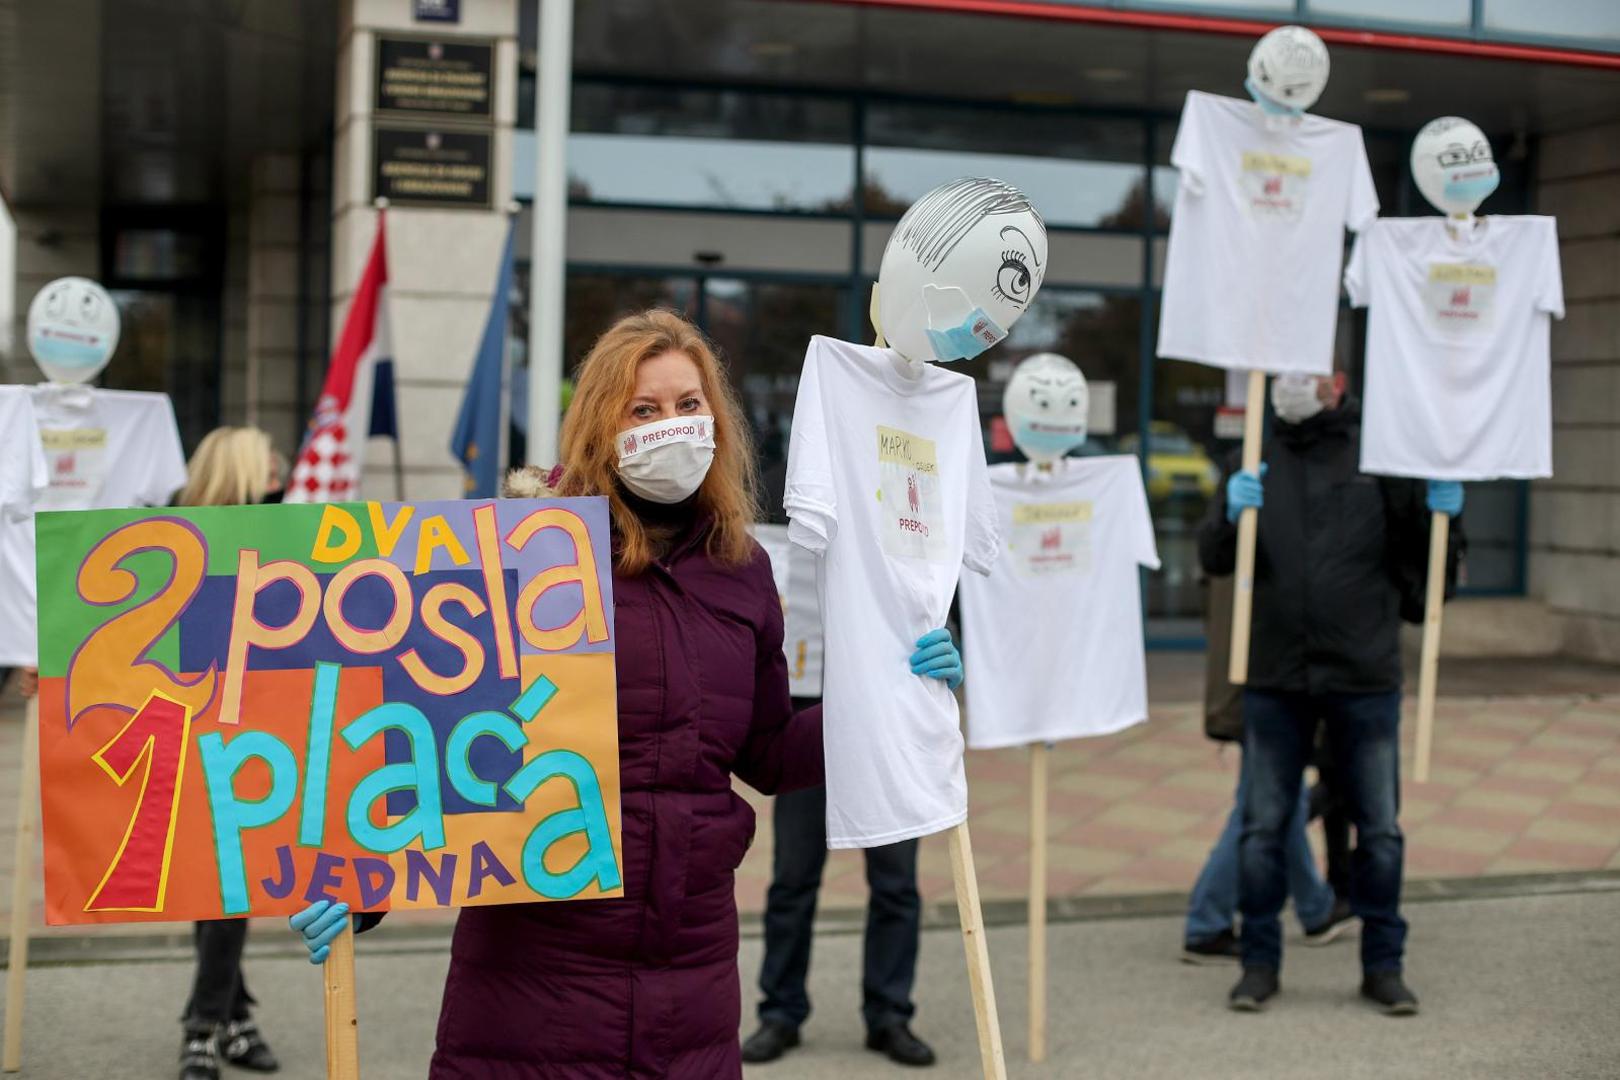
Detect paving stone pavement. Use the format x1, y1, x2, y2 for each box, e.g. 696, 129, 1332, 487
732, 691, 1620, 919
1, 657, 1617, 946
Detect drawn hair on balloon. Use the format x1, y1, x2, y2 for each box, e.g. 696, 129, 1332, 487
893, 179, 1047, 309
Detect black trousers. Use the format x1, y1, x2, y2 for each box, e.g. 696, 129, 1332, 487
756, 783, 921, 1033
184, 920, 255, 1025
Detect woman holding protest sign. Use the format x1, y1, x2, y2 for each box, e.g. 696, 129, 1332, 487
173, 426, 285, 1080
291, 308, 965, 1078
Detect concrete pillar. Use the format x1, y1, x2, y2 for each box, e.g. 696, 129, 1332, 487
246, 154, 306, 457
332, 0, 520, 500
1531, 120, 1620, 663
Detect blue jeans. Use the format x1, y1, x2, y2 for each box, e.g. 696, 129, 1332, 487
1185, 747, 1333, 945
1240, 689, 1406, 974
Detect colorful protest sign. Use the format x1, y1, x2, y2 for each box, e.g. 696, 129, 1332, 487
34, 498, 622, 926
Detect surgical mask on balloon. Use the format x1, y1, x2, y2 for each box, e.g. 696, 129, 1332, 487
924, 307, 1006, 363
1013, 418, 1086, 460
616, 415, 715, 504
1271, 374, 1325, 424
1244, 76, 1301, 118
1444, 167, 1499, 207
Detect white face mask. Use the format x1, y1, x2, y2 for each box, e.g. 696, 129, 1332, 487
1271, 374, 1325, 424
616, 415, 715, 504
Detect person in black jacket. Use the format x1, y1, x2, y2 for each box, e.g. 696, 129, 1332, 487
1199, 371, 1463, 1017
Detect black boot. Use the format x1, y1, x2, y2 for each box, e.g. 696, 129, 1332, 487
179, 1021, 220, 1080
223, 1018, 280, 1071
1361, 971, 1420, 1016
740, 1020, 800, 1064
1228, 967, 1279, 1012
865, 1023, 936, 1067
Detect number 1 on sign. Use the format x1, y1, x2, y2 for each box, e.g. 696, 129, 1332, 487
84, 692, 194, 913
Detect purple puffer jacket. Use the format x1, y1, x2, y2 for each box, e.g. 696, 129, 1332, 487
428, 513, 823, 1079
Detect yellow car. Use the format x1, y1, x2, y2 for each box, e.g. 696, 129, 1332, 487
1119, 422, 1221, 501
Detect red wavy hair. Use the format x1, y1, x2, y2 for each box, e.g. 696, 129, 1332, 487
554, 308, 759, 574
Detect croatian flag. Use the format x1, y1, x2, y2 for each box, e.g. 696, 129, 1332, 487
287, 212, 396, 503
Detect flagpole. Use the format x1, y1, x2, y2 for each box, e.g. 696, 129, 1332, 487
526, 0, 573, 467
501, 202, 520, 482
375, 198, 404, 502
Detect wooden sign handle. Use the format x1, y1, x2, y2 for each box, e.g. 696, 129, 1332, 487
950, 822, 1007, 1080
324, 924, 361, 1080
3, 695, 39, 1073
1028, 744, 1048, 1064
1228, 370, 1266, 686
1413, 511, 1450, 783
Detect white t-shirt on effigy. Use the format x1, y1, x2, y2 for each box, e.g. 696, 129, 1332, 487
0, 387, 52, 668
752, 523, 824, 699
785, 335, 999, 849
959, 456, 1159, 750
0, 386, 188, 666
1346, 215, 1564, 480
1158, 90, 1379, 376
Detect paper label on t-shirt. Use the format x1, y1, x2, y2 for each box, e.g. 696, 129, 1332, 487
1426, 262, 1497, 333
1240, 151, 1311, 223
36, 427, 109, 510
1008, 500, 1092, 578
876, 425, 946, 561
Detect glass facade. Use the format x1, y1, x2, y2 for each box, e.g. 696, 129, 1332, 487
516, 75, 1533, 638
1025, 1, 1620, 50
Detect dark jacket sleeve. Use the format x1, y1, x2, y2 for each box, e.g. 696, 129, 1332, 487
1198, 451, 1241, 577
1378, 477, 1466, 624
733, 554, 824, 797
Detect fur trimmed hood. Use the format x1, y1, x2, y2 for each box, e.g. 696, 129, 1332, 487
501, 464, 564, 498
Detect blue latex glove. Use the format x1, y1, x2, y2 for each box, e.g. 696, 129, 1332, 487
289, 899, 351, 965
1427, 480, 1464, 516
1225, 464, 1268, 524
910, 627, 964, 691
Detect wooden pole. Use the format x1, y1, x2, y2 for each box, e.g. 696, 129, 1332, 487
1413, 511, 1450, 783
950, 822, 1007, 1080
1027, 743, 1048, 1064
3, 696, 39, 1073
1228, 370, 1266, 685
323, 925, 360, 1080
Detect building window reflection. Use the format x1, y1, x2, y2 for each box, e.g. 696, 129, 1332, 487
568, 84, 855, 212
521, 76, 1534, 625
865, 103, 1148, 228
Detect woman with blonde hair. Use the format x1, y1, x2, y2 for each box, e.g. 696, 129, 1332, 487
292, 309, 965, 1077
175, 425, 283, 1080
176, 426, 282, 509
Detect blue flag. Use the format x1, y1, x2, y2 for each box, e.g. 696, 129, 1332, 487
450, 219, 517, 498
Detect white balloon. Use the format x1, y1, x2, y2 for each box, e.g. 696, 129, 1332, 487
27, 277, 120, 385
877, 178, 1047, 365
1411, 116, 1499, 218
1246, 25, 1330, 115
1003, 352, 1088, 465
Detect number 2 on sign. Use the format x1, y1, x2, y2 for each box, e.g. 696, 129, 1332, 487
84, 692, 194, 913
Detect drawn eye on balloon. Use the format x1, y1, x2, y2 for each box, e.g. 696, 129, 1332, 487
78, 290, 101, 322
43, 286, 68, 320
1436, 141, 1492, 170
993, 225, 1043, 308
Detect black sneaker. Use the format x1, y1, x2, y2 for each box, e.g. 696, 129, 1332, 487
1303, 898, 1357, 946
179, 1022, 220, 1080
1228, 967, 1279, 1012
1182, 928, 1241, 965
222, 1019, 280, 1072
865, 1023, 936, 1067
740, 1021, 800, 1064
1361, 971, 1420, 1016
